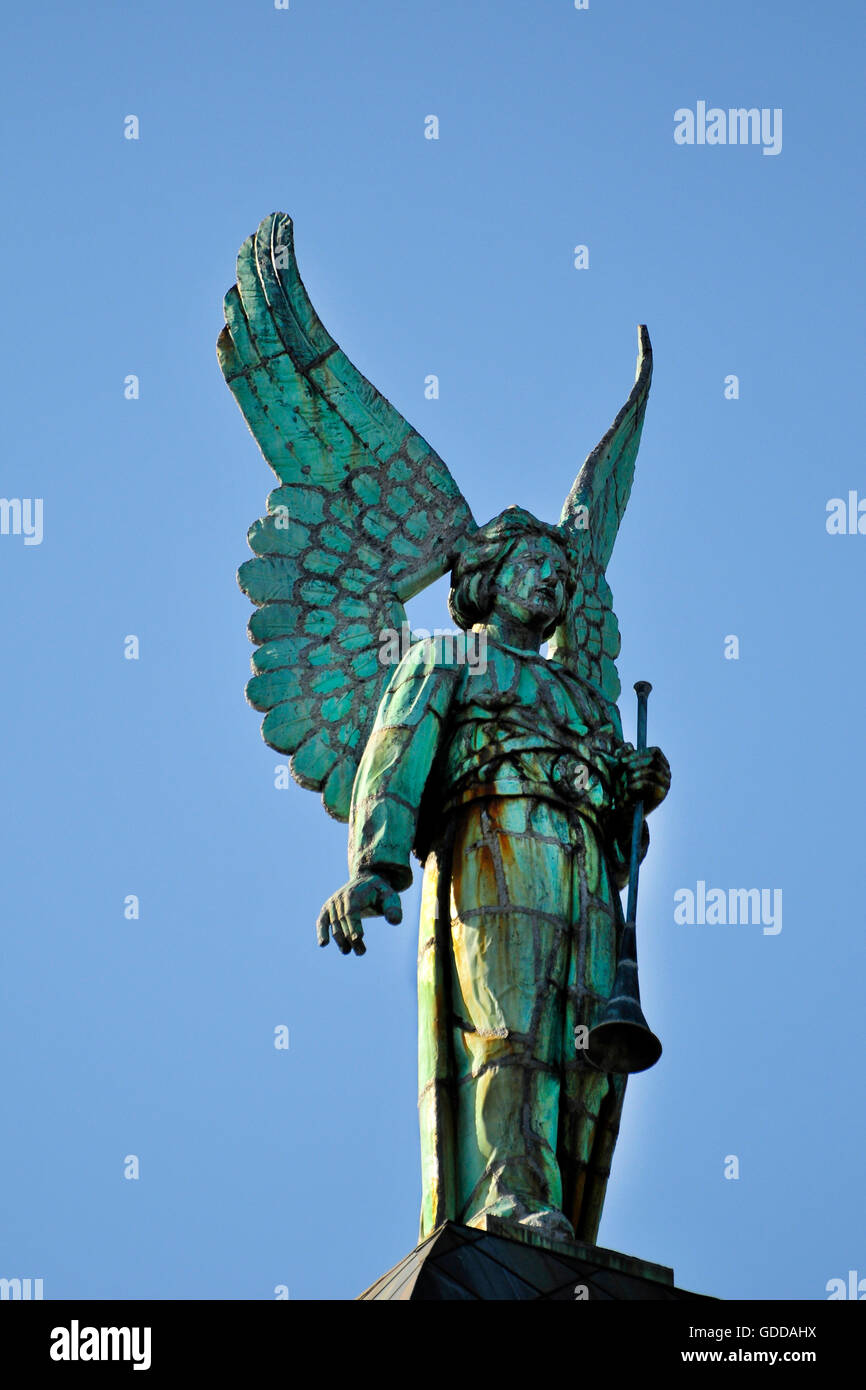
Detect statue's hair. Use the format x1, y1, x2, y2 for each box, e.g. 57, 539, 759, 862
448, 506, 575, 641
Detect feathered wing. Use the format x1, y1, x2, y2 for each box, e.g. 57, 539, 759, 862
548, 325, 653, 714
217, 212, 476, 820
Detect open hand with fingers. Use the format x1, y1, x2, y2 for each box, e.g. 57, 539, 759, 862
316, 872, 403, 956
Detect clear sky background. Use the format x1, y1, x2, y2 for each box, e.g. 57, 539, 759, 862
1, 0, 863, 1302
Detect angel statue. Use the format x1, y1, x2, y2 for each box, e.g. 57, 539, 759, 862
218, 213, 671, 1249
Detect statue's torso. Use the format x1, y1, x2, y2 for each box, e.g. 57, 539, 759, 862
438, 638, 622, 823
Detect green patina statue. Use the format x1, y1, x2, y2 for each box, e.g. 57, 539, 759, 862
218, 214, 670, 1248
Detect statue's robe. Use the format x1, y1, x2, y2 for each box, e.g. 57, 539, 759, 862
348, 633, 643, 1244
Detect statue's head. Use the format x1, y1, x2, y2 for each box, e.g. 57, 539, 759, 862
448, 506, 574, 641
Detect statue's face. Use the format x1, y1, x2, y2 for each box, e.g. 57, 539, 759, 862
487, 534, 570, 633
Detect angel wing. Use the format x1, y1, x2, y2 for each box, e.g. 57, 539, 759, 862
549, 325, 653, 714
217, 212, 476, 820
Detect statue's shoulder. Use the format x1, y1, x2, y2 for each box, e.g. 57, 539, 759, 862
392, 630, 480, 677
544, 653, 624, 736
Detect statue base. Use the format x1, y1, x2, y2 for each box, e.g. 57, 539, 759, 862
357, 1219, 715, 1301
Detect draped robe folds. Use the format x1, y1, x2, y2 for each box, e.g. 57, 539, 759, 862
348, 633, 645, 1245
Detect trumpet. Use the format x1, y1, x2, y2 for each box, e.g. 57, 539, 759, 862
586, 680, 662, 1075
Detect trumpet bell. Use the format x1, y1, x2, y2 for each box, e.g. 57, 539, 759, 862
586, 923, 662, 1074
586, 1015, 662, 1074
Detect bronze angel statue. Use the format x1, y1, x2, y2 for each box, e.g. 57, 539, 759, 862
218, 213, 670, 1248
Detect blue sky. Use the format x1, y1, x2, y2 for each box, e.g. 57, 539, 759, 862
1, 0, 864, 1300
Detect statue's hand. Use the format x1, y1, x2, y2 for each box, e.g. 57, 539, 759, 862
316, 872, 403, 957
617, 745, 671, 813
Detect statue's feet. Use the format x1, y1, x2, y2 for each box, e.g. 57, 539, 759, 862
466, 1200, 576, 1245
517, 1208, 576, 1244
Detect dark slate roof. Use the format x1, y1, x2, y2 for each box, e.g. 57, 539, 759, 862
358, 1221, 715, 1301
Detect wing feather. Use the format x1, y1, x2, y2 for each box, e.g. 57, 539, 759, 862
549, 326, 653, 711
219, 212, 475, 820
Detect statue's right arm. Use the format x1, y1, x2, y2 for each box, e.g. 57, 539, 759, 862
316, 870, 404, 956
317, 639, 461, 956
